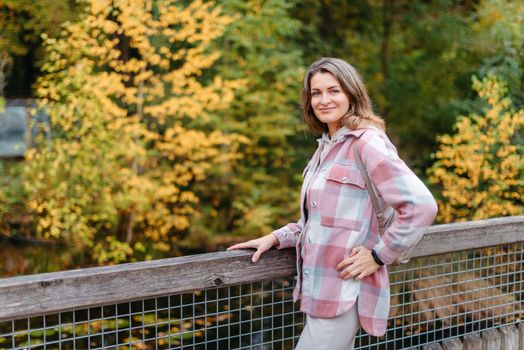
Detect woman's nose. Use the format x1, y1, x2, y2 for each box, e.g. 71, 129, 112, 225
319, 93, 330, 104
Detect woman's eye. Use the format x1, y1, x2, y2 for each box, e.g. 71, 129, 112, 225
312, 91, 320, 97
331, 89, 340, 94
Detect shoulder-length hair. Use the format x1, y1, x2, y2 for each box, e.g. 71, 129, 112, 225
301, 57, 385, 134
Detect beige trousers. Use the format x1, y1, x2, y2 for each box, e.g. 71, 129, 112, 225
295, 304, 360, 350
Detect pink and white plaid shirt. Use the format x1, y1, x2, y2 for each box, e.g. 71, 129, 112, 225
272, 126, 438, 336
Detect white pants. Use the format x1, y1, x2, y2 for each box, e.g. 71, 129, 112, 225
295, 304, 360, 350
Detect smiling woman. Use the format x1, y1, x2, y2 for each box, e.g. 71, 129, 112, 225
301, 58, 386, 136
228, 57, 438, 350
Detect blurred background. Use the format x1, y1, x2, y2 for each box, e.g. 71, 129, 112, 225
0, 0, 522, 276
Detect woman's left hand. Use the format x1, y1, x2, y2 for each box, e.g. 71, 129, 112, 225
336, 246, 381, 280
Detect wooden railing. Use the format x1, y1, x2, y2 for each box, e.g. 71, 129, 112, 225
0, 216, 523, 349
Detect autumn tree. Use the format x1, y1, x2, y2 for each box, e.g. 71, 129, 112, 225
24, 0, 245, 264
428, 74, 524, 223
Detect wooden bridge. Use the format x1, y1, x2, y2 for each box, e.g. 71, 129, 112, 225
0, 216, 523, 349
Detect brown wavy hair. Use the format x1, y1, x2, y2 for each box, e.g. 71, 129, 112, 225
301, 57, 385, 134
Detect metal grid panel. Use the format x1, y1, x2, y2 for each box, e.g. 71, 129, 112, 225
0, 278, 303, 350
0, 243, 522, 349
355, 243, 523, 349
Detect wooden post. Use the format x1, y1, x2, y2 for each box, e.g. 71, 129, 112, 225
442, 337, 462, 350
482, 328, 501, 350
423, 343, 443, 350
519, 323, 524, 350
500, 325, 518, 349
464, 332, 482, 350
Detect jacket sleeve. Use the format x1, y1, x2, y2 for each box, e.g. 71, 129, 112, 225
271, 221, 303, 249
359, 130, 438, 265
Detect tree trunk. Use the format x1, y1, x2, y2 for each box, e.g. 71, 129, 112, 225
126, 65, 145, 245
380, 0, 394, 115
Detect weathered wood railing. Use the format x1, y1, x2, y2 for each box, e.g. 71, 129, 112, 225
0, 216, 523, 349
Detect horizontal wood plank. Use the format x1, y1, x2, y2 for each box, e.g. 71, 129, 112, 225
412, 216, 524, 257
0, 216, 522, 320
0, 249, 296, 321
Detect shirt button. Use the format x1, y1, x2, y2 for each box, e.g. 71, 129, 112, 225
303, 271, 309, 278
311, 200, 317, 208
341, 176, 348, 183
321, 168, 326, 172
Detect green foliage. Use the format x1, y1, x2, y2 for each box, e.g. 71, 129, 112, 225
292, 0, 524, 172
0, 0, 80, 54
0, 160, 28, 236
185, 0, 309, 248
464, 0, 524, 107
0, 0, 81, 95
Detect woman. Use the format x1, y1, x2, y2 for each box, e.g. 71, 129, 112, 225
228, 57, 438, 349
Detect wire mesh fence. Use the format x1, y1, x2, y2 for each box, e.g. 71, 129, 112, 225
0, 278, 302, 350
0, 242, 522, 349
358, 242, 523, 349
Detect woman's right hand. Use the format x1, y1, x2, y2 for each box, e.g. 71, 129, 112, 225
227, 234, 279, 263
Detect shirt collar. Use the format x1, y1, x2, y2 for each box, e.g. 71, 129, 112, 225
317, 126, 375, 144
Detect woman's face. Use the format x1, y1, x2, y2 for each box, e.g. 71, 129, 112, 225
310, 72, 350, 136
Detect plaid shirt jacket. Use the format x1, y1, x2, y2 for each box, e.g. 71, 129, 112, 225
272, 127, 438, 336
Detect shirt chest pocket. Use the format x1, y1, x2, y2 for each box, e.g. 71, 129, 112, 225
320, 163, 366, 229
324, 163, 365, 189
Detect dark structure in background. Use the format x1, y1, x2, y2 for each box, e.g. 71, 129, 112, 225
0, 99, 49, 158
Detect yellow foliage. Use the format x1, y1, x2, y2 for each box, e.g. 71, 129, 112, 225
428, 74, 524, 223
24, 0, 245, 264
